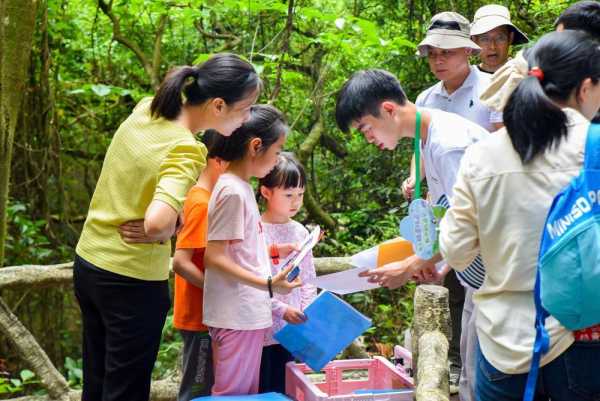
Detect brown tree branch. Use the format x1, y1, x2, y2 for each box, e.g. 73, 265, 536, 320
270, 0, 295, 102
0, 258, 353, 291
193, 21, 241, 52
6, 378, 179, 401
151, 14, 168, 86
98, 1, 151, 77
0, 297, 70, 400
97, 0, 166, 88
297, 117, 323, 162
320, 133, 348, 158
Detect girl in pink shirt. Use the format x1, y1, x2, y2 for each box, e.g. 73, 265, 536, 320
258, 152, 318, 393
203, 105, 301, 395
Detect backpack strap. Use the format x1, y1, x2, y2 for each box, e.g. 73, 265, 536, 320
522, 266, 550, 401
584, 123, 600, 170
523, 122, 600, 401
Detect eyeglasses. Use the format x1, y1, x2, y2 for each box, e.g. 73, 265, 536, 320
477, 34, 509, 46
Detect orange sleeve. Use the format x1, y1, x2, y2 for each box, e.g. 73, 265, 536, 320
176, 193, 209, 250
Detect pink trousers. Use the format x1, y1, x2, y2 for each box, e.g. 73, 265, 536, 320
209, 327, 268, 395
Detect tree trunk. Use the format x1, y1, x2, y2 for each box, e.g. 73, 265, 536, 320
0, 0, 39, 266
297, 117, 336, 230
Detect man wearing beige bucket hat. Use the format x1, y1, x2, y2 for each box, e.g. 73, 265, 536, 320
471, 5, 529, 74
414, 12, 502, 132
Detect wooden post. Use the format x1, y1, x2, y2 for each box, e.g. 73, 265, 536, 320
415, 331, 449, 401
411, 285, 451, 399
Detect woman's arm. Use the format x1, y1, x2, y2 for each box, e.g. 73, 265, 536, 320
143, 200, 179, 241
144, 141, 206, 241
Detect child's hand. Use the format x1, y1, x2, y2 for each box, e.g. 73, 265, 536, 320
271, 264, 302, 294
118, 219, 156, 243
283, 307, 307, 324
277, 242, 301, 259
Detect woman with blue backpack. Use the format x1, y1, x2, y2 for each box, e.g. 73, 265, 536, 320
439, 30, 600, 401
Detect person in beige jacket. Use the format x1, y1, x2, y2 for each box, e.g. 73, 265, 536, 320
440, 31, 600, 401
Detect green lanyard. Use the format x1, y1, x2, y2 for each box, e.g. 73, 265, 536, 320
414, 110, 422, 200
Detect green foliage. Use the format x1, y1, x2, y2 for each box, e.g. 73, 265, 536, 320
346, 284, 416, 348
0, 370, 38, 396
4, 201, 70, 266
152, 313, 183, 380
64, 357, 83, 388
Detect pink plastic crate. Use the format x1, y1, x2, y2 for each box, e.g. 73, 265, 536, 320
285, 356, 414, 401
393, 345, 413, 377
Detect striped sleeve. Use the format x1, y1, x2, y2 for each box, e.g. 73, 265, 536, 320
437, 194, 485, 289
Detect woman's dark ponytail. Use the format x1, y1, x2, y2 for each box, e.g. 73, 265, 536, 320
151, 53, 261, 120
504, 31, 600, 163
150, 66, 199, 120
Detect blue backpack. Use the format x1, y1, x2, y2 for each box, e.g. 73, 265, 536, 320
524, 123, 600, 401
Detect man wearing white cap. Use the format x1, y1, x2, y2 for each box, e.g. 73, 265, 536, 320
470, 5, 529, 74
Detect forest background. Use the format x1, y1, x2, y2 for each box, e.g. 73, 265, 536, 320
0, 0, 574, 396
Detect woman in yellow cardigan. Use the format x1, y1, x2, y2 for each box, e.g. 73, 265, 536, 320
73, 53, 260, 401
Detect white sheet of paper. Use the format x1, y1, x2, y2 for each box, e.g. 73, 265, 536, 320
309, 266, 381, 295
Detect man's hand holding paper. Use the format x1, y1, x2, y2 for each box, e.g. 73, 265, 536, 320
359, 253, 442, 289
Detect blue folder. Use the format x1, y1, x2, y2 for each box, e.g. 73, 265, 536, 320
274, 291, 372, 372
192, 392, 291, 401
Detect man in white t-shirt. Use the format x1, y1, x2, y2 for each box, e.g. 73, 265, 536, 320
335, 69, 489, 399
405, 12, 498, 398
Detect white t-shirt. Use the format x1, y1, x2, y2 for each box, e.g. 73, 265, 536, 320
203, 173, 272, 330
421, 108, 489, 206
416, 66, 503, 131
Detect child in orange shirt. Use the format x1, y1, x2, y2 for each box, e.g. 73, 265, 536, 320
172, 130, 230, 401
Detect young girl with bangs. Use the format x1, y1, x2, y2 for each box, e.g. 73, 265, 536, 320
258, 152, 317, 393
